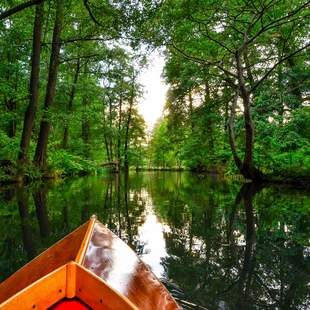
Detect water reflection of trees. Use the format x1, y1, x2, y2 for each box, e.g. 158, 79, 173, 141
0, 173, 309, 309
0, 175, 147, 281
148, 173, 310, 309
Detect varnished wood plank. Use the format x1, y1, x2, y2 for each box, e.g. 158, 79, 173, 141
0, 222, 89, 304
83, 222, 180, 309
75, 264, 138, 310
0, 219, 179, 309
75, 217, 96, 264
0, 265, 67, 310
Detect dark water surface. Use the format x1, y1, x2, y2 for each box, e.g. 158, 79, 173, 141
0, 172, 309, 309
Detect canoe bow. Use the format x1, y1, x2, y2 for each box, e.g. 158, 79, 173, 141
0, 217, 180, 310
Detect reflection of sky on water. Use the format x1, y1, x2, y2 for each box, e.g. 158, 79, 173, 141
137, 189, 168, 279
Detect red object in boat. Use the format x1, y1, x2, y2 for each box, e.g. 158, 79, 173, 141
52, 299, 90, 310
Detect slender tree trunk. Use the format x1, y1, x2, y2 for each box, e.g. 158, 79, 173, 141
34, 0, 64, 169
223, 99, 229, 151
103, 113, 111, 161
124, 88, 134, 172
103, 127, 111, 162
63, 58, 80, 148
235, 50, 263, 181
19, 3, 44, 162
6, 98, 16, 137
117, 97, 122, 169
188, 90, 194, 131
108, 97, 113, 161
276, 49, 285, 123
204, 80, 214, 152
241, 91, 254, 169
82, 97, 90, 157
228, 92, 243, 172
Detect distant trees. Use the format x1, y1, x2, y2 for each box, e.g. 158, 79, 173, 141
145, 0, 309, 181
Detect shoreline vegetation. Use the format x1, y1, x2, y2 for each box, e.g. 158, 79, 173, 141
1, 161, 309, 190
0, 1, 309, 188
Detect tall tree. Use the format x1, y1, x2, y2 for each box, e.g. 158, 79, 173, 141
19, 2, 44, 162
34, 0, 64, 169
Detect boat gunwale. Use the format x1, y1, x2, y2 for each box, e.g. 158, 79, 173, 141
84, 221, 181, 309
0, 263, 67, 309
75, 216, 96, 264
0, 261, 139, 310
0, 221, 89, 285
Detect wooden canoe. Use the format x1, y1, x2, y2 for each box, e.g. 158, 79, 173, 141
0, 216, 180, 310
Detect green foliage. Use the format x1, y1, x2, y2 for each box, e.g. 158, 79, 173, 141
48, 150, 106, 176
0, 0, 309, 182
0, 0, 147, 180
0, 130, 19, 160
142, 0, 309, 180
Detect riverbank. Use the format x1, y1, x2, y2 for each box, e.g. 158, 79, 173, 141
0, 155, 107, 184
1, 162, 309, 189
136, 167, 310, 187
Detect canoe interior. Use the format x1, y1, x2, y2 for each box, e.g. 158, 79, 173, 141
0, 221, 89, 304
0, 217, 180, 309
0, 262, 137, 310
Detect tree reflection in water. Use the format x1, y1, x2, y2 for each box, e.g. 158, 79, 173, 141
0, 172, 309, 309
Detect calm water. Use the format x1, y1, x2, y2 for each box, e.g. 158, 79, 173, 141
0, 172, 309, 309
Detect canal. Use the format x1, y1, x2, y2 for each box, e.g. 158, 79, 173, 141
0, 172, 309, 309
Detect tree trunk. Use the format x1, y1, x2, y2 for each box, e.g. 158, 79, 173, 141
235, 50, 263, 182
276, 51, 285, 122
188, 90, 194, 131
204, 80, 214, 152
241, 90, 254, 170
103, 109, 111, 162
19, 3, 44, 162
82, 97, 90, 157
117, 97, 122, 168
228, 92, 243, 172
124, 88, 134, 172
62, 58, 80, 148
103, 127, 111, 162
6, 98, 16, 137
108, 97, 113, 161
34, 0, 63, 169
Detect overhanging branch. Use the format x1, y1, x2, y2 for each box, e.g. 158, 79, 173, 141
0, 0, 44, 20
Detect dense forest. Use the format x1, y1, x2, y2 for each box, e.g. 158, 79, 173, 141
0, 0, 309, 184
